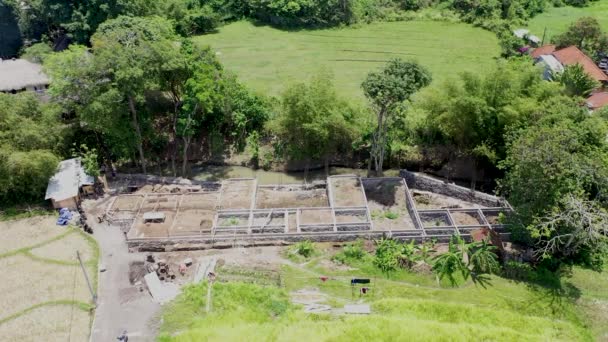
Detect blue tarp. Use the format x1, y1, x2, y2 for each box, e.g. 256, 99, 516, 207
56, 208, 72, 226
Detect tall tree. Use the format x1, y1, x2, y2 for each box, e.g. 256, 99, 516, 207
553, 17, 608, 60
362, 58, 431, 175
500, 112, 608, 269
274, 71, 360, 176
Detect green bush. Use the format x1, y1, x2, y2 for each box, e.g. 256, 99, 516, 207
291, 240, 316, 258
384, 211, 399, 220
333, 239, 367, 264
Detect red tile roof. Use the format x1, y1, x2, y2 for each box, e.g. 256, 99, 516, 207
586, 92, 608, 110
530, 44, 556, 59
552, 46, 608, 82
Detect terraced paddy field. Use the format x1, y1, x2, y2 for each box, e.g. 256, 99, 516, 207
0, 216, 98, 342
194, 20, 500, 99
527, 0, 608, 42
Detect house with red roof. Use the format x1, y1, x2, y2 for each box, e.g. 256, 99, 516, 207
531, 45, 608, 110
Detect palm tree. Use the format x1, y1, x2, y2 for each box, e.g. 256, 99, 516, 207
554, 64, 600, 97
468, 239, 500, 275
431, 235, 470, 286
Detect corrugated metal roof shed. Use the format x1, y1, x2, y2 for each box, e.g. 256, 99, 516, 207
45, 158, 94, 202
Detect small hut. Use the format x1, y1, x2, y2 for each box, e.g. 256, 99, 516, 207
0, 58, 49, 94
45, 158, 95, 209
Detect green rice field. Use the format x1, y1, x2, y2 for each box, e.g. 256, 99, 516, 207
527, 0, 608, 42
194, 20, 500, 99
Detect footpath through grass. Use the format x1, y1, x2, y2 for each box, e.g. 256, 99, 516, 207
527, 0, 608, 42
159, 246, 606, 341
194, 20, 500, 99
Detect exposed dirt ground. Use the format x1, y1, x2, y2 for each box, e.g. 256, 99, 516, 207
412, 190, 482, 209
219, 179, 256, 209
330, 177, 367, 207
172, 209, 215, 234
363, 179, 416, 230
451, 212, 483, 226
256, 187, 328, 209
111, 195, 144, 211
300, 208, 334, 225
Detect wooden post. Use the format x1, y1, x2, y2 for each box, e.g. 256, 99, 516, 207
77, 251, 96, 305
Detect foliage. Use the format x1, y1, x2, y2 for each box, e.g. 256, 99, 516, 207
71, 144, 99, 177
499, 106, 608, 269
374, 238, 402, 274
272, 71, 362, 168
20, 43, 53, 64
333, 239, 367, 264
362, 58, 432, 174
0, 1, 22, 58
6, 0, 162, 46
415, 59, 562, 175
553, 17, 608, 59
0, 93, 64, 205
290, 240, 316, 259
384, 211, 399, 219
554, 63, 600, 97
432, 235, 499, 286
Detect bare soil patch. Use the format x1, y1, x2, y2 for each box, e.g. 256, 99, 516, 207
219, 180, 255, 209
0, 216, 64, 254
256, 187, 328, 209
451, 212, 483, 226
172, 209, 215, 235
141, 195, 179, 211
363, 179, 415, 230
300, 208, 334, 225
330, 177, 366, 207
129, 211, 176, 238
110, 195, 143, 211
412, 190, 481, 209
0, 304, 90, 342
180, 193, 219, 210
29, 232, 95, 263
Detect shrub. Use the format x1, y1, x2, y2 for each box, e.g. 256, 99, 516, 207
503, 261, 535, 281
384, 211, 399, 220
333, 239, 367, 264
291, 240, 316, 258
374, 238, 402, 274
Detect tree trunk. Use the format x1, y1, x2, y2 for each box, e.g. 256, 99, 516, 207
324, 155, 329, 176
373, 106, 387, 176
128, 96, 146, 174
171, 99, 179, 177
304, 159, 310, 184
182, 136, 191, 177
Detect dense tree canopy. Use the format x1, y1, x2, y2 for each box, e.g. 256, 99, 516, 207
0, 93, 64, 204
272, 72, 363, 173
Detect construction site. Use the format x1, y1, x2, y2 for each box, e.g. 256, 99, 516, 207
103, 170, 512, 252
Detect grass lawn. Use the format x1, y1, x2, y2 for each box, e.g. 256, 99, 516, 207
527, 0, 608, 42
194, 20, 500, 99
159, 245, 606, 341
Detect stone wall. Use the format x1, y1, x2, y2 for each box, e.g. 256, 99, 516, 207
400, 170, 507, 208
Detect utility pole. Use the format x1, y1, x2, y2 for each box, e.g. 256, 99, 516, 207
77, 250, 97, 305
